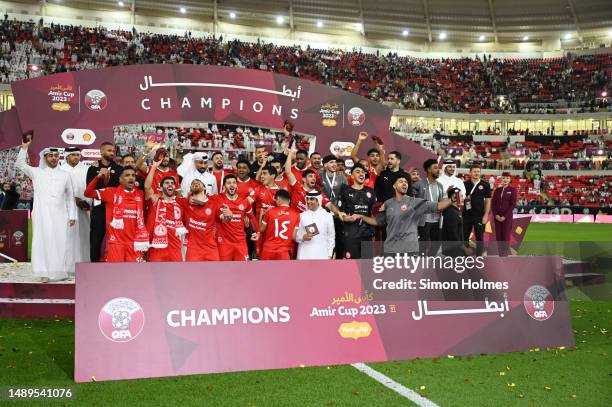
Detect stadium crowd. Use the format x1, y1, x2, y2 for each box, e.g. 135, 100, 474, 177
0, 18, 610, 113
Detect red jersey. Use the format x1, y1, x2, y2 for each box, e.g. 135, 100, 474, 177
291, 164, 322, 186
94, 187, 143, 245
250, 183, 288, 218
275, 175, 290, 191
212, 169, 232, 193
261, 206, 300, 252
177, 196, 217, 245
145, 198, 183, 252
289, 184, 331, 213
214, 194, 253, 244
147, 166, 181, 194
236, 177, 259, 200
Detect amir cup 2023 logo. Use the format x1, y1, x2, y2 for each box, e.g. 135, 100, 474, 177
85, 89, 108, 111
98, 297, 145, 342
523, 285, 555, 321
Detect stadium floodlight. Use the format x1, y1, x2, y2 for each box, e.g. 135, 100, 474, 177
229, 12, 236, 19
179, 7, 186, 14
564, 33, 572, 40
402, 29, 409, 37
523, 35, 529, 41
317, 21, 324, 28
479, 35, 485, 41
439, 32, 447, 40
276, 16, 284, 24
117, 1, 124, 6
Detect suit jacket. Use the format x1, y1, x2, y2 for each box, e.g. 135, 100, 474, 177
412, 178, 444, 226
491, 185, 517, 220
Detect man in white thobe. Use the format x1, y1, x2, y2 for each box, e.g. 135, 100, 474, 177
296, 192, 335, 259
177, 152, 218, 195
438, 159, 466, 198
16, 139, 77, 282
60, 146, 90, 273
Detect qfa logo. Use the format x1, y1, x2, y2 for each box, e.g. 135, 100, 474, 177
85, 89, 108, 111
347, 107, 365, 126
98, 297, 145, 342
523, 285, 555, 321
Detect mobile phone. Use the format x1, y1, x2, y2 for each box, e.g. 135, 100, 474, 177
22, 130, 34, 143
283, 120, 294, 133
371, 135, 384, 145
153, 148, 167, 161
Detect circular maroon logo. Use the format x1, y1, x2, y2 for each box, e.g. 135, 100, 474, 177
98, 297, 145, 342
65, 132, 75, 141
478, 185, 484, 190
347, 107, 365, 126
85, 89, 108, 111
523, 285, 554, 321
205, 208, 212, 215
400, 204, 408, 211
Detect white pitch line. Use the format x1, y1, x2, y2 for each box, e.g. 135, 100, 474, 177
352, 363, 440, 407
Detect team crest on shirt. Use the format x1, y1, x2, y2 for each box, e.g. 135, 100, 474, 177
174, 206, 182, 218
478, 185, 483, 190
155, 224, 167, 236
238, 204, 245, 211
205, 208, 212, 216
400, 204, 408, 211
366, 192, 372, 198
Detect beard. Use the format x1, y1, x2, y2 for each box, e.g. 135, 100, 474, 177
197, 167, 207, 173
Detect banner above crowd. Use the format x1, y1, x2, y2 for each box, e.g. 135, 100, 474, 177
5, 65, 434, 167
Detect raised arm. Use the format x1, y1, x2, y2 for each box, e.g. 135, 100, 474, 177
284, 147, 297, 186
15, 140, 35, 180
136, 141, 156, 174
84, 168, 109, 200
144, 159, 161, 202
351, 132, 368, 164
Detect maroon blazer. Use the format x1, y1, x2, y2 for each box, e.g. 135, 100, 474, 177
492, 185, 517, 219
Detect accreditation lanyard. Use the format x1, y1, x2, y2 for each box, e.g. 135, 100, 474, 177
465, 180, 480, 211
325, 172, 337, 199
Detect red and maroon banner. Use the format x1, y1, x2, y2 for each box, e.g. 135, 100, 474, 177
75, 257, 573, 383
5, 65, 433, 169
0, 209, 28, 262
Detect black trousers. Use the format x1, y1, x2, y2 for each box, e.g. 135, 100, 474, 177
418, 221, 442, 256
333, 217, 344, 259
90, 204, 107, 262
343, 237, 372, 259
463, 215, 485, 256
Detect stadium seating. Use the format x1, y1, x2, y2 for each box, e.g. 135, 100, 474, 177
0, 19, 609, 114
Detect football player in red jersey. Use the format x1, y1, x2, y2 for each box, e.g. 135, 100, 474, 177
215, 174, 259, 261
178, 179, 219, 261
250, 165, 286, 220
235, 159, 259, 200
145, 159, 188, 262
350, 131, 385, 189
211, 152, 232, 193
84, 166, 149, 262
285, 147, 344, 216
259, 190, 301, 260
